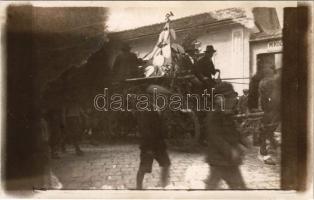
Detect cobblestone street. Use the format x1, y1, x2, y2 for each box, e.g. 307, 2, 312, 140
50, 140, 280, 190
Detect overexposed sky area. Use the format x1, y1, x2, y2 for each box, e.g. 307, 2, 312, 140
7, 1, 297, 32
106, 1, 297, 32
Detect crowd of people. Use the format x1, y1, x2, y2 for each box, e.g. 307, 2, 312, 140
110, 42, 281, 189
40, 41, 281, 189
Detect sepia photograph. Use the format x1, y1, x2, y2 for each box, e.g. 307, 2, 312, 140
0, 1, 312, 199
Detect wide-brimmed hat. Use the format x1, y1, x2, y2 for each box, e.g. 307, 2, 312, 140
204, 45, 216, 53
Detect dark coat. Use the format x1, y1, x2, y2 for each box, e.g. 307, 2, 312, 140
205, 111, 245, 166
259, 76, 275, 112
259, 73, 281, 129
136, 111, 167, 151
248, 73, 263, 110
112, 51, 139, 81
238, 95, 248, 114
180, 54, 195, 71
194, 54, 216, 80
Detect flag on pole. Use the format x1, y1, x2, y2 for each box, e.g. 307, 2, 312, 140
142, 12, 187, 77
143, 12, 176, 66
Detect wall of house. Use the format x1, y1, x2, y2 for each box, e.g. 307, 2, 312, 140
250, 38, 283, 75
196, 25, 250, 95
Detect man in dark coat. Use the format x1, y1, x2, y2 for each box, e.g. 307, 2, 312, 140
258, 67, 280, 165
192, 45, 220, 145
248, 74, 263, 111
194, 45, 220, 87
248, 61, 275, 146
248, 60, 276, 111
112, 43, 140, 81
204, 82, 247, 189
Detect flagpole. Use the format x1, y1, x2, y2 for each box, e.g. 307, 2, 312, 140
166, 12, 173, 67
164, 11, 176, 88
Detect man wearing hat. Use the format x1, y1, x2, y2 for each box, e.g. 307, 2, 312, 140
112, 43, 140, 81
194, 45, 220, 87
193, 45, 220, 145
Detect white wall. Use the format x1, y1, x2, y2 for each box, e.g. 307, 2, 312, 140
197, 25, 250, 95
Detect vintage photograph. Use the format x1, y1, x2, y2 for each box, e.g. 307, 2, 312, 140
0, 1, 312, 198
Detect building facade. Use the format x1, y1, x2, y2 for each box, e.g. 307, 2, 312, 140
109, 8, 281, 95
250, 32, 282, 75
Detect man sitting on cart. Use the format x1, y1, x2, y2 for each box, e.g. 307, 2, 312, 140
193, 45, 221, 145
194, 45, 220, 88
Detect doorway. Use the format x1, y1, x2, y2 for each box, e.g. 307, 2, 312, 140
256, 52, 282, 72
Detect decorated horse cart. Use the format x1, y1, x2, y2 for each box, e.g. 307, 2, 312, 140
105, 12, 264, 147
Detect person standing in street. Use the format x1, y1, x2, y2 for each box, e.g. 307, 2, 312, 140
248, 58, 265, 112
204, 82, 248, 189
136, 86, 171, 190
258, 67, 279, 165
247, 61, 274, 147
63, 92, 86, 156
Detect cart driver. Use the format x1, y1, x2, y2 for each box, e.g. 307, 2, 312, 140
194, 45, 220, 87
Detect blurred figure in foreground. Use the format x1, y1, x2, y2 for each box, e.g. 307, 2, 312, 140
136, 85, 171, 189
204, 82, 248, 189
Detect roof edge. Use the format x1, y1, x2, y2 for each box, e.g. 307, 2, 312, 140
109, 18, 243, 41
249, 33, 282, 42
109, 7, 248, 40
